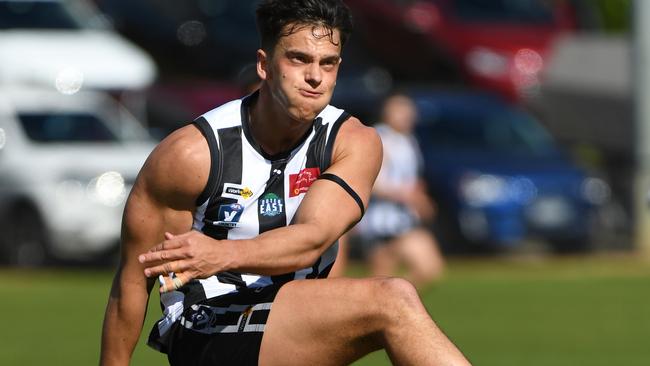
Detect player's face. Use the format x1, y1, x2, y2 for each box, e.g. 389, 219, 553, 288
383, 95, 418, 134
260, 24, 342, 123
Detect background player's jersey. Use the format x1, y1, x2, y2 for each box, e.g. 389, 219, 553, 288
356, 123, 424, 240
149, 91, 350, 351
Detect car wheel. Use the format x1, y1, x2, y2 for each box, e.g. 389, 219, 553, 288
1, 204, 50, 267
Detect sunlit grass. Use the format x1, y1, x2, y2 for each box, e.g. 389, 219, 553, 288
1, 254, 648, 366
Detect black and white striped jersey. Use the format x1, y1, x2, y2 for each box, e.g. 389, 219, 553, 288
149, 92, 351, 351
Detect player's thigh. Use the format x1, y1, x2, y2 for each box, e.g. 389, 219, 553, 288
258, 277, 401, 366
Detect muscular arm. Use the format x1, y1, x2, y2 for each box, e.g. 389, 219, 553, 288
100, 126, 206, 365
140, 118, 382, 284
234, 118, 382, 274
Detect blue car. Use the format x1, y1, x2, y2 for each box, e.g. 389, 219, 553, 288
409, 90, 608, 251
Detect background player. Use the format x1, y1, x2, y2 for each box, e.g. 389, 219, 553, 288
356, 93, 445, 287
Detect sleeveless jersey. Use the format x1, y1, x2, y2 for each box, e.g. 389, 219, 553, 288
356, 123, 424, 240
148, 92, 351, 351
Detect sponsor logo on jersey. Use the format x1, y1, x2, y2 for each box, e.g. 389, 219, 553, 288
289, 167, 321, 197
223, 183, 253, 200
259, 193, 284, 217
216, 203, 244, 228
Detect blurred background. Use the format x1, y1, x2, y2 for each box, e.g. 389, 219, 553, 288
0, 0, 649, 365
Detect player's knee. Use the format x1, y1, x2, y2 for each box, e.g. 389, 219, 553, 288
374, 277, 422, 317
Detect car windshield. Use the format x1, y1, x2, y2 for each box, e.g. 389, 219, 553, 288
418, 108, 556, 155
0, 0, 80, 29
18, 113, 118, 143
449, 0, 555, 24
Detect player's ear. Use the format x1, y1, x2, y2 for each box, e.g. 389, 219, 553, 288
257, 49, 269, 81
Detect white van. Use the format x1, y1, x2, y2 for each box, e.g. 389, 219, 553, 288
0, 87, 156, 265
0, 0, 156, 92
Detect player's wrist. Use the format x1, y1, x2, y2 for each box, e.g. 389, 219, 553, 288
215, 238, 245, 273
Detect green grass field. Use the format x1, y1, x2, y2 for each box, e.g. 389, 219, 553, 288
1, 254, 649, 365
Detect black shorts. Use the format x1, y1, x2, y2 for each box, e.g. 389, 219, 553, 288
167, 284, 282, 366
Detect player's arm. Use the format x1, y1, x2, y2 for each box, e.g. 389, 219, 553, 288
139, 117, 382, 284
234, 117, 382, 273
99, 126, 205, 365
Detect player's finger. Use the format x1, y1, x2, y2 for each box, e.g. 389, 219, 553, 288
149, 238, 182, 253
144, 258, 194, 278
139, 247, 185, 265
145, 263, 169, 278
164, 232, 175, 240
143, 257, 185, 277
159, 271, 193, 293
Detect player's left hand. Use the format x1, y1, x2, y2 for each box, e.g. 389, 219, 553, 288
138, 231, 223, 293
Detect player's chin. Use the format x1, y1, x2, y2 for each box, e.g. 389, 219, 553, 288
303, 107, 327, 122
291, 102, 327, 122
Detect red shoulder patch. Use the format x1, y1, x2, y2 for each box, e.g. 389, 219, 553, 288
289, 167, 321, 197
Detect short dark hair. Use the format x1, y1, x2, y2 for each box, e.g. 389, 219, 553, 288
256, 0, 353, 52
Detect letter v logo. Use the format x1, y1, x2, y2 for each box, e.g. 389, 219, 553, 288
223, 210, 238, 222
216, 203, 244, 227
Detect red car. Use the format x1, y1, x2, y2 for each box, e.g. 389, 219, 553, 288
345, 0, 575, 101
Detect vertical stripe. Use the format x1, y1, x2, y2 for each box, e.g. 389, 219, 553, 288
201, 126, 246, 288
323, 112, 351, 170
202, 126, 243, 240
192, 200, 209, 232
193, 117, 220, 206
227, 140, 267, 240
305, 117, 328, 169
185, 118, 223, 304
258, 160, 288, 233
258, 159, 295, 284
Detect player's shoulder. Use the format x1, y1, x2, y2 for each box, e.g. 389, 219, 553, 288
138, 124, 209, 205
333, 115, 382, 163
150, 124, 208, 170
340, 115, 382, 148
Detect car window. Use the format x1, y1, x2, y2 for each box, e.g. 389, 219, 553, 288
450, 0, 556, 24
0, 0, 81, 29
419, 108, 556, 155
18, 113, 118, 143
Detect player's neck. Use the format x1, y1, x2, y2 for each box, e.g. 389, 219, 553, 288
249, 88, 314, 157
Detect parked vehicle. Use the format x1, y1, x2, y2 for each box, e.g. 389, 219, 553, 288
409, 90, 608, 251
344, 0, 575, 101
0, 0, 156, 92
0, 87, 156, 265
